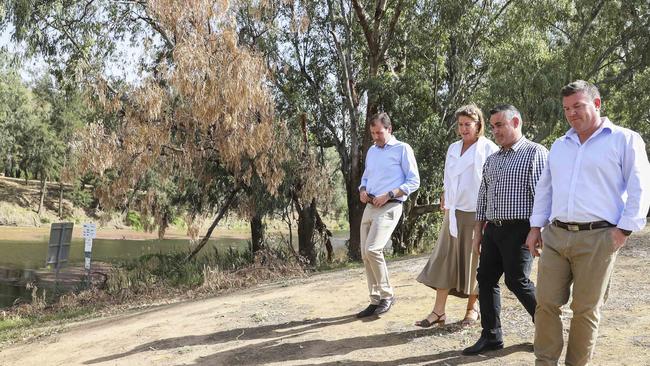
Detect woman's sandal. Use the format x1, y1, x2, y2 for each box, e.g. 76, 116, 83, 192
414, 310, 446, 328
461, 307, 480, 327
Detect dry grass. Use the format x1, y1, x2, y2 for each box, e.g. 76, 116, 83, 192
0, 248, 308, 346
199, 249, 306, 292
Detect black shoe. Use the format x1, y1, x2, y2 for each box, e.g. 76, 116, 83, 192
356, 304, 378, 318
462, 336, 504, 355
374, 297, 396, 315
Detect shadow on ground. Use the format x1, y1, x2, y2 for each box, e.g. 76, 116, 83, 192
84, 314, 532, 366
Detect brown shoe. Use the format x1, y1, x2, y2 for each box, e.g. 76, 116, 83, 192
461, 307, 480, 327
414, 310, 446, 328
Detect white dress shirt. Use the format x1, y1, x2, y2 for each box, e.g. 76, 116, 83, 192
444, 136, 498, 237
530, 117, 650, 232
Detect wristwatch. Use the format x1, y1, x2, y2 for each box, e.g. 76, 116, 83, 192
388, 191, 395, 199
619, 228, 632, 236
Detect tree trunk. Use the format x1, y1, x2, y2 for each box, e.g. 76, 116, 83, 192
38, 177, 47, 215
296, 198, 317, 266
346, 0, 404, 261
158, 211, 169, 239
314, 208, 333, 262
250, 213, 265, 253
346, 184, 365, 261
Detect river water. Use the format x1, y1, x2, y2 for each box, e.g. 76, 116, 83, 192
0, 233, 348, 308
0, 237, 250, 308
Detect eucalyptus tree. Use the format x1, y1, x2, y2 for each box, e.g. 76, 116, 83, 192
480, 0, 650, 144
237, 0, 410, 260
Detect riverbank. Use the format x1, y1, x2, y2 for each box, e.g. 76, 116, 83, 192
0, 224, 250, 242
1, 226, 648, 365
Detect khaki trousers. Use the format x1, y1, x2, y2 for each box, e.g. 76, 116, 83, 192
534, 225, 618, 366
360, 202, 402, 304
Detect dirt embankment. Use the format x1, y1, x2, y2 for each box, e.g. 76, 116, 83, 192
1, 227, 649, 366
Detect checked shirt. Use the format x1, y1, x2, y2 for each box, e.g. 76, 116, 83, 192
476, 137, 548, 222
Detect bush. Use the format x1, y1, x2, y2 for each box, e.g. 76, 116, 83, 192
125, 210, 143, 231
66, 187, 94, 207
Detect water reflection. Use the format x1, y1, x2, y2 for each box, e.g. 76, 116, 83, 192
1, 232, 349, 308
0, 237, 248, 308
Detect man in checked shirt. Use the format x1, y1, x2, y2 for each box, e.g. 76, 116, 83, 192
462, 104, 548, 356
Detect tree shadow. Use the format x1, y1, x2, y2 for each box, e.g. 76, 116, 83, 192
83, 314, 358, 364
179, 329, 532, 366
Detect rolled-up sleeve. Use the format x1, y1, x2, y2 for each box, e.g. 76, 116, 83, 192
399, 144, 420, 195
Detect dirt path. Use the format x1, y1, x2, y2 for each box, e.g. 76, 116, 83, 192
2, 227, 650, 366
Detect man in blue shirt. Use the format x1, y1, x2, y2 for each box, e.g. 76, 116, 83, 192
527, 80, 650, 365
356, 112, 420, 318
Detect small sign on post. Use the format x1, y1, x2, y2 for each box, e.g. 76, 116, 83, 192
82, 223, 97, 276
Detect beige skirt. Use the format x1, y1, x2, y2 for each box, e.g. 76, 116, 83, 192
416, 209, 478, 298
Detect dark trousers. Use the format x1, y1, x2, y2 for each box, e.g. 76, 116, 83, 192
477, 221, 536, 341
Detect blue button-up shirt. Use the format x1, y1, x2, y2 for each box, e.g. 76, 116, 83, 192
359, 136, 420, 201
530, 118, 650, 232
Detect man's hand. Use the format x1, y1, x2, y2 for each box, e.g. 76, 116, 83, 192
526, 227, 543, 257
610, 228, 629, 252
372, 192, 390, 207
360, 190, 370, 203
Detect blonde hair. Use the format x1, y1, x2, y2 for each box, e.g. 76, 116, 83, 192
454, 103, 485, 137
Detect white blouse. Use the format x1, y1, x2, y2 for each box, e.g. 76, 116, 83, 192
443, 136, 499, 237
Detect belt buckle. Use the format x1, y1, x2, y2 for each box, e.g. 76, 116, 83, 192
493, 220, 503, 227
567, 224, 580, 231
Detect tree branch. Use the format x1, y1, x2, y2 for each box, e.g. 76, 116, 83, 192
351, 0, 374, 50
185, 187, 241, 261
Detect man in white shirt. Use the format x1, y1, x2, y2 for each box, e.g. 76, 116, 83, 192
526, 80, 650, 366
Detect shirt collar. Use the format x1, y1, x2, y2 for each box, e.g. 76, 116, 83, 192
376, 135, 397, 148
499, 136, 526, 153
564, 117, 612, 143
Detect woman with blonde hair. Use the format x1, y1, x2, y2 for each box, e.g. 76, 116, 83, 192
415, 104, 498, 327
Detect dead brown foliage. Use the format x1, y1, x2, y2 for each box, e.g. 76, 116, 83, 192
72, 0, 288, 233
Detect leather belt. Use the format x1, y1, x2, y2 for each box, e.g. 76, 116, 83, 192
553, 220, 614, 231
488, 220, 529, 227
367, 194, 403, 205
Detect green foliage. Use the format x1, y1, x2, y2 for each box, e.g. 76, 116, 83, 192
66, 185, 94, 207
125, 210, 143, 231
0, 316, 31, 333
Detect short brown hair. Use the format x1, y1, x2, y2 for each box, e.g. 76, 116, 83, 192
455, 104, 485, 136
369, 112, 392, 129
561, 80, 600, 99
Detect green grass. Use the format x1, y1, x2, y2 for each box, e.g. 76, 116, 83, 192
0, 317, 32, 332
39, 306, 96, 322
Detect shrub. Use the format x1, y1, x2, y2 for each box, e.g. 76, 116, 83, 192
125, 210, 143, 231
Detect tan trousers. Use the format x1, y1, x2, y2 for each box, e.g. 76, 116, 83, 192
360, 202, 403, 304
534, 225, 618, 366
